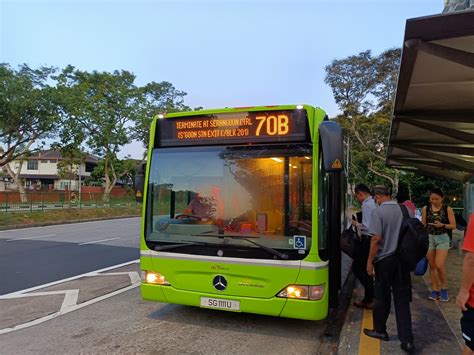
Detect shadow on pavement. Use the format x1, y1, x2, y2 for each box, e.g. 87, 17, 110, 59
148, 302, 327, 342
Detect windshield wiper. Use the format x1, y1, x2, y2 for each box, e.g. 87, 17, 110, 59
154, 241, 209, 251
191, 233, 289, 260
191, 232, 259, 238
240, 238, 289, 260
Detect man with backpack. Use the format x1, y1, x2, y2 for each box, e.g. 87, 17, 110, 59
363, 186, 415, 354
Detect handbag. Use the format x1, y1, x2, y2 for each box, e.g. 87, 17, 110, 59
414, 256, 428, 276
340, 226, 360, 259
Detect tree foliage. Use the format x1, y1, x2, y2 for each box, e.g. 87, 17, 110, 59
55, 66, 142, 200
325, 48, 463, 204
0, 63, 59, 167
90, 158, 138, 187
325, 49, 401, 192
54, 66, 189, 200
133, 81, 190, 150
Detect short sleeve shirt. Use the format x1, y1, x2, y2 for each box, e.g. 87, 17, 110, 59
462, 214, 474, 308
369, 200, 403, 263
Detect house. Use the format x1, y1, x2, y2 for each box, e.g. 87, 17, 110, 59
4, 150, 99, 191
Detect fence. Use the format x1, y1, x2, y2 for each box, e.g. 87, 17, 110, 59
0, 191, 138, 213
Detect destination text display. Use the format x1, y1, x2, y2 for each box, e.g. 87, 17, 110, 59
157, 110, 308, 146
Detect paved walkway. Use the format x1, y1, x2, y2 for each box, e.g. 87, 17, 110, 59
339, 230, 466, 354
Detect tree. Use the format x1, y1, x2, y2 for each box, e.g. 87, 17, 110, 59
55, 66, 143, 201
55, 144, 87, 201
0, 64, 59, 166
325, 49, 402, 193
0, 64, 60, 201
91, 157, 138, 189
399, 173, 464, 208
55, 66, 192, 201
134, 81, 190, 151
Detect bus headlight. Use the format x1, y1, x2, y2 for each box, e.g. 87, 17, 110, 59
142, 271, 170, 285
277, 284, 325, 300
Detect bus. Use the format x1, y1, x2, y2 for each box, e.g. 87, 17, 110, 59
136, 104, 344, 321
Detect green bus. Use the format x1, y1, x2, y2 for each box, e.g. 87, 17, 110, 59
138, 104, 344, 321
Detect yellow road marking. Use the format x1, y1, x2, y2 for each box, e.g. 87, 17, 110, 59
358, 308, 380, 355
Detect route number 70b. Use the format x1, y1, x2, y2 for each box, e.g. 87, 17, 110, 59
255, 115, 289, 136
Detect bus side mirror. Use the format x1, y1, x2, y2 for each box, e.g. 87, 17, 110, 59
319, 121, 344, 173
135, 162, 146, 203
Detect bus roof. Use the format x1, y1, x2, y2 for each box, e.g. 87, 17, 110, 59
160, 104, 320, 119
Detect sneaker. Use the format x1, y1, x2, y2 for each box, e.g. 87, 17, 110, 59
428, 290, 440, 300
440, 289, 449, 302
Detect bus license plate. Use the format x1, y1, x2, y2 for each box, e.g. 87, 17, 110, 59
200, 297, 240, 311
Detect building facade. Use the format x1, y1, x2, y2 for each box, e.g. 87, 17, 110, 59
4, 150, 99, 191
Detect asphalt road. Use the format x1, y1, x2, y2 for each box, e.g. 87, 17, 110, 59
0, 217, 141, 295
0, 286, 330, 354
0, 217, 342, 353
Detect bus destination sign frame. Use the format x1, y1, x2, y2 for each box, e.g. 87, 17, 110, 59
156, 110, 309, 147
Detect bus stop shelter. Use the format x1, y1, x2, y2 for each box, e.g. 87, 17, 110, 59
386, 10, 474, 215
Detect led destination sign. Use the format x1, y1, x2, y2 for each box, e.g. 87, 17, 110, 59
157, 110, 308, 147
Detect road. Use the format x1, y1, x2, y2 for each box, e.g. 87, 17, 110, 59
0, 217, 336, 353
0, 217, 140, 295
0, 285, 330, 354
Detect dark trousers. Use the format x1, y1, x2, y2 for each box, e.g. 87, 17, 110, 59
352, 235, 374, 303
373, 255, 414, 343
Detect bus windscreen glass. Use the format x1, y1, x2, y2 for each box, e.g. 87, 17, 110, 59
156, 110, 308, 147
145, 145, 312, 260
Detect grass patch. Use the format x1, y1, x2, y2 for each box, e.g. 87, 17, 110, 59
0, 205, 142, 228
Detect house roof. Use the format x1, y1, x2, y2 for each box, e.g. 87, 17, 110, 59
28, 150, 99, 164
386, 10, 474, 182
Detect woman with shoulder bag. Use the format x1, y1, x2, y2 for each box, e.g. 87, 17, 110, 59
422, 188, 456, 302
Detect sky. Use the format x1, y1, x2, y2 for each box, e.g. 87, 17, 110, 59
1, 0, 442, 158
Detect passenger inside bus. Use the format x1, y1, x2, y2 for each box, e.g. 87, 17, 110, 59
180, 192, 216, 220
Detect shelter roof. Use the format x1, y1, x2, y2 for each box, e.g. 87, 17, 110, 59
387, 10, 474, 182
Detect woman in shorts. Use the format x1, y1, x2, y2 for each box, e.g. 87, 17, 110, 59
422, 188, 456, 302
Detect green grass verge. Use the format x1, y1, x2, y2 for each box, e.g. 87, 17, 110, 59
0, 205, 142, 228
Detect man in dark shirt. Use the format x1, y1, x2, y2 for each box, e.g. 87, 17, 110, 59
363, 186, 415, 354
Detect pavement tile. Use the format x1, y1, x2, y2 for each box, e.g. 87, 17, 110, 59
339, 230, 466, 354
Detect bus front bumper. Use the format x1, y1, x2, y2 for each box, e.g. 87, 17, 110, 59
141, 283, 328, 321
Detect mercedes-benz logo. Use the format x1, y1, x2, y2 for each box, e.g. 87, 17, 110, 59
212, 275, 227, 291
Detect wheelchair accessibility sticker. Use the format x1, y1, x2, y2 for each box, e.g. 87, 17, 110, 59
293, 235, 306, 250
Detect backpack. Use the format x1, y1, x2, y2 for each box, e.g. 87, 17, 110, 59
397, 204, 429, 271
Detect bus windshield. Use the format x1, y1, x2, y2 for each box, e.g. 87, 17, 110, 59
145, 144, 313, 260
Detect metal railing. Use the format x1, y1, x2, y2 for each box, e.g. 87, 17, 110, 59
0, 191, 139, 213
